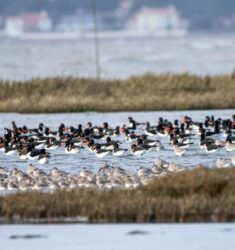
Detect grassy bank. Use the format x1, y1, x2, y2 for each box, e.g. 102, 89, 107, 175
0, 73, 235, 113
1, 167, 235, 223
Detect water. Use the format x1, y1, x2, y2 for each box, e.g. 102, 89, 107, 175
0, 33, 235, 80
0, 110, 234, 174
1, 224, 235, 250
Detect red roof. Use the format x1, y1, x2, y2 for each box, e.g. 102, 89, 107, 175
20, 13, 44, 29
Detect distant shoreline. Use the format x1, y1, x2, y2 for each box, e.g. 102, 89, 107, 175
1, 30, 235, 42
2, 29, 188, 41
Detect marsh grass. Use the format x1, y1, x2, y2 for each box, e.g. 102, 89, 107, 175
0, 73, 234, 112
1, 167, 235, 223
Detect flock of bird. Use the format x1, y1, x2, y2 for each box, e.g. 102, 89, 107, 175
0, 158, 183, 192
0, 114, 235, 193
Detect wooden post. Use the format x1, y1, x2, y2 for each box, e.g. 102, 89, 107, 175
91, 0, 101, 80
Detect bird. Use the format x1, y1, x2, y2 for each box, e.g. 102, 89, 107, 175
144, 122, 157, 136
38, 152, 50, 164
231, 155, 235, 166
65, 142, 82, 154
137, 166, 153, 178
216, 158, 231, 168
225, 139, 235, 152
27, 149, 46, 161
205, 143, 222, 153
173, 145, 186, 156
93, 144, 111, 158
112, 144, 128, 156
112, 146, 128, 157
130, 144, 147, 156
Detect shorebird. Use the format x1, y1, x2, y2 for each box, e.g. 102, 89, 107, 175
226, 139, 235, 152
130, 144, 147, 156
79, 167, 94, 179
137, 166, 153, 178
173, 145, 186, 156
112, 145, 128, 157
7, 181, 18, 191
93, 144, 111, 158
231, 155, 235, 166
217, 158, 231, 168
0, 180, 7, 191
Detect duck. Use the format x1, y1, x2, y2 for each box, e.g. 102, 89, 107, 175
145, 122, 157, 136
28, 148, 47, 161
170, 138, 192, 149
136, 138, 159, 151
38, 151, 50, 164
93, 144, 111, 158
65, 142, 83, 154
104, 136, 120, 149
130, 144, 148, 156
127, 117, 136, 130
199, 131, 216, 149
112, 144, 128, 157
4, 144, 18, 156
126, 131, 139, 142
205, 143, 222, 153
139, 134, 162, 147
45, 138, 61, 150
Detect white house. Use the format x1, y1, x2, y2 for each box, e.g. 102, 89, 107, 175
4, 17, 24, 36
126, 6, 188, 33
5, 10, 52, 36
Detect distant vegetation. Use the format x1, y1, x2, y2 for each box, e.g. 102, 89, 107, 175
1, 167, 235, 223
0, 73, 234, 113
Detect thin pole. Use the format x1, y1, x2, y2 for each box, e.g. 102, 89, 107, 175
91, 0, 100, 80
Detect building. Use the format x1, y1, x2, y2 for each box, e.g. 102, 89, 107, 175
125, 6, 188, 33
5, 11, 52, 36
4, 17, 23, 36
55, 9, 100, 32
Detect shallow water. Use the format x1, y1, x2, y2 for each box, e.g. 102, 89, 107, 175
1, 224, 235, 250
1, 33, 235, 80
0, 110, 234, 174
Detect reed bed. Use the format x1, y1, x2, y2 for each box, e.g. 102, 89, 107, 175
0, 73, 234, 112
1, 167, 235, 223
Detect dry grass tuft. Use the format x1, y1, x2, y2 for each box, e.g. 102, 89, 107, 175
1, 167, 235, 223
0, 73, 234, 112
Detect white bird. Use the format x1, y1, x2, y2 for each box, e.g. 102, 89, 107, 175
79, 167, 94, 179
216, 158, 231, 168
137, 166, 153, 178
226, 141, 235, 152
231, 155, 235, 166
